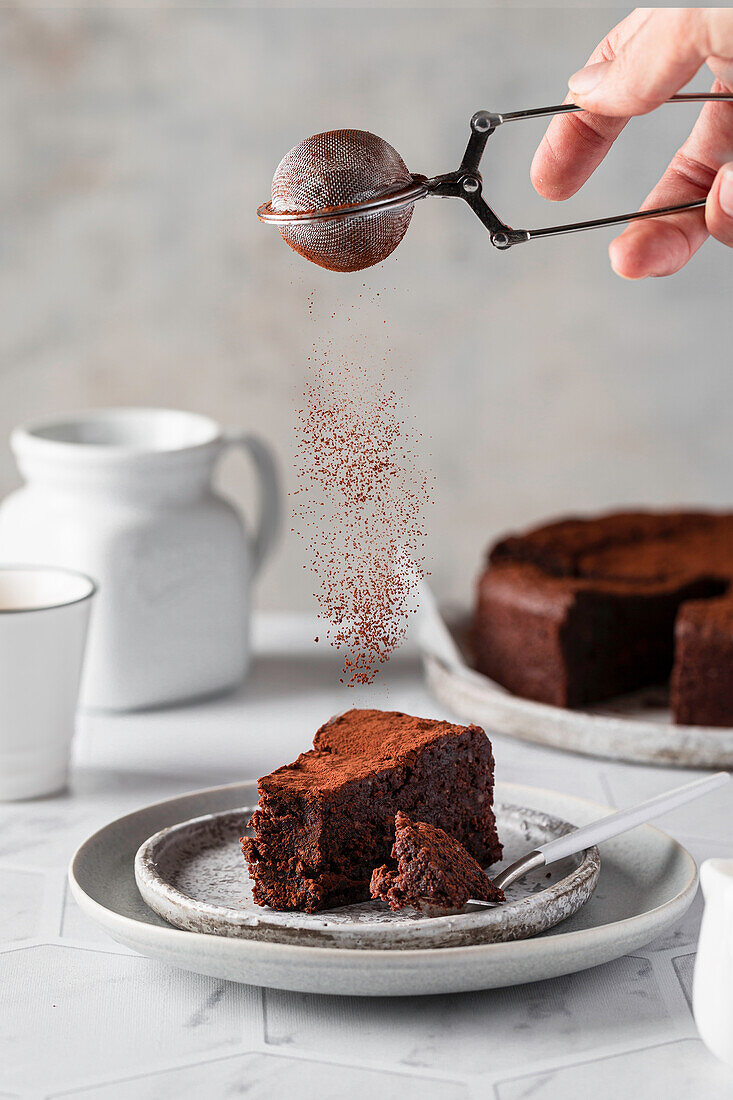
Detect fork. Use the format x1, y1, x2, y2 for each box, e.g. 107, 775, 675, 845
471, 771, 729, 905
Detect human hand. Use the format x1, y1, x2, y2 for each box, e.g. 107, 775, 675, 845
530, 8, 733, 278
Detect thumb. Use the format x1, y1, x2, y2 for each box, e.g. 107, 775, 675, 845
568, 9, 710, 117
706, 162, 733, 247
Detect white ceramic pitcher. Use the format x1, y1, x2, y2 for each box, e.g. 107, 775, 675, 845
0, 408, 280, 710
693, 858, 733, 1067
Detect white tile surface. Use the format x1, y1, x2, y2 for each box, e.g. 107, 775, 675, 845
494, 1039, 733, 1099
1, 613, 731, 1098
0, 868, 44, 942
264, 957, 671, 1075
0, 944, 260, 1094
48, 1052, 467, 1100
494, 749, 610, 806
673, 954, 696, 1010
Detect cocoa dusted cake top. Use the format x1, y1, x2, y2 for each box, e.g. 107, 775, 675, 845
490, 510, 733, 588
260, 708, 484, 794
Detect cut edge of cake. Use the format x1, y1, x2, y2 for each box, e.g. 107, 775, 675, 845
473, 509, 733, 726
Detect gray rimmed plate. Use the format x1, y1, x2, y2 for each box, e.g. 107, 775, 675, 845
69, 780, 698, 997
134, 802, 600, 950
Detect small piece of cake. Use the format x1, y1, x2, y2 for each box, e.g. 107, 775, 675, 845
241, 708, 502, 913
370, 811, 505, 913
671, 598, 733, 726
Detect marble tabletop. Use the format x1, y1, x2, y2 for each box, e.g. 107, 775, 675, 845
2, 612, 732, 1099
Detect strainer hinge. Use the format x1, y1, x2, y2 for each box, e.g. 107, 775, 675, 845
447, 95, 733, 250
424, 113, 525, 250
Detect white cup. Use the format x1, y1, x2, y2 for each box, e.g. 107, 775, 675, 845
0, 566, 96, 800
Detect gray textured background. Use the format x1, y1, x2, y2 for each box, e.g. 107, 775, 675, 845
3, 7, 731, 611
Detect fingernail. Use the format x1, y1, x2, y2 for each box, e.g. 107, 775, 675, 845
719, 166, 733, 218
568, 60, 612, 96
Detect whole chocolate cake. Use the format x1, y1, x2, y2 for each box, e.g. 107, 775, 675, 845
241, 708, 502, 913
473, 509, 733, 727
370, 811, 505, 913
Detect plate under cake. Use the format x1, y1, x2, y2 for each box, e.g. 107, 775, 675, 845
473, 509, 733, 727
242, 708, 502, 912
72, 779, 696, 994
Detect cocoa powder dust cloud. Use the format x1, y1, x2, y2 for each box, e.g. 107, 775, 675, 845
293, 290, 433, 685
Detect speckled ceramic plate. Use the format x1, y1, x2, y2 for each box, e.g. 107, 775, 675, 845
422, 614, 733, 768
133, 802, 600, 949
69, 780, 697, 996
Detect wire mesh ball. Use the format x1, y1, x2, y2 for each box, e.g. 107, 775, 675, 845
270, 129, 415, 272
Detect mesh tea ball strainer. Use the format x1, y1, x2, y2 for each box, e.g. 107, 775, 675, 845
258, 94, 733, 272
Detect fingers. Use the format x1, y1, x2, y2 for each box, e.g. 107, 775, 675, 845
609, 82, 733, 278
706, 163, 733, 247
530, 105, 630, 200
609, 162, 733, 279
531, 7, 733, 273
531, 9, 649, 200
532, 8, 733, 201
568, 9, 712, 117
608, 196, 708, 280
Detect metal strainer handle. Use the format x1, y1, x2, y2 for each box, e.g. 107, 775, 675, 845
436, 93, 733, 249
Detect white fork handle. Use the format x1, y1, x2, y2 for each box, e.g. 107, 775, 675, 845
539, 772, 730, 865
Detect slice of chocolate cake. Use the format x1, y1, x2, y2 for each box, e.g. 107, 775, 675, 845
241, 708, 502, 913
370, 811, 505, 913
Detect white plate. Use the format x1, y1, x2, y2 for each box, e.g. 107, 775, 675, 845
422, 616, 733, 768
69, 780, 697, 996
134, 802, 600, 949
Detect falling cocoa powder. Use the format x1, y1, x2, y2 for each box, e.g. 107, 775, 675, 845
293, 294, 432, 685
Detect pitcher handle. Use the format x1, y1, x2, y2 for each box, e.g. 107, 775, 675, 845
223, 432, 281, 576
